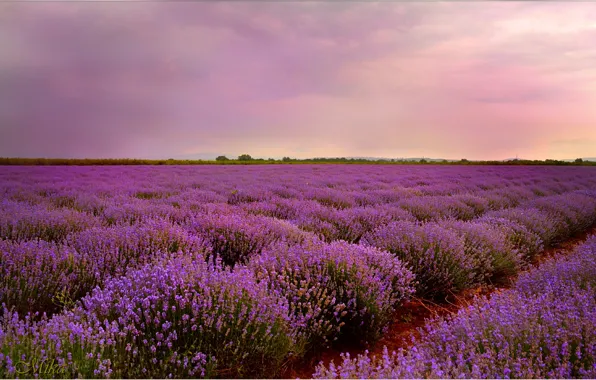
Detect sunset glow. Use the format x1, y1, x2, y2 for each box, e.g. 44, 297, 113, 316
1, 2, 595, 160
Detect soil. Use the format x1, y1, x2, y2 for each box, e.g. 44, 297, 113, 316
281, 224, 596, 379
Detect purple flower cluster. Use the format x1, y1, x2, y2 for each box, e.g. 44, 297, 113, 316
301, 187, 358, 210
1, 165, 596, 378
1, 254, 295, 378
515, 235, 596, 296
184, 211, 308, 267
0, 200, 99, 243
241, 197, 309, 220
0, 239, 97, 316
0, 218, 211, 318
436, 219, 524, 282
486, 191, 596, 248
66, 218, 209, 280
296, 206, 415, 244
523, 192, 596, 242
476, 215, 543, 261
397, 195, 478, 222
362, 221, 475, 299
249, 240, 415, 351
99, 197, 193, 226
314, 235, 596, 379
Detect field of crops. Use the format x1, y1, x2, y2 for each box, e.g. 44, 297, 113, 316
1, 165, 596, 378
315, 235, 596, 379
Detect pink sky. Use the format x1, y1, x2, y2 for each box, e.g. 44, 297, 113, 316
1, 2, 595, 160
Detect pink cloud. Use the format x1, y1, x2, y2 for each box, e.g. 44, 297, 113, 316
1, 2, 595, 159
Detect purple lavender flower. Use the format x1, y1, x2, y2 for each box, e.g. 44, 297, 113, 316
314, 234, 596, 379
362, 221, 475, 299
249, 239, 415, 350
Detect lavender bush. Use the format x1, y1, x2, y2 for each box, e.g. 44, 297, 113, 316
0, 253, 296, 378
185, 211, 307, 267
515, 235, 596, 296
296, 207, 401, 244
1, 165, 596, 378
486, 191, 596, 248
398, 196, 477, 222
522, 192, 596, 241
476, 215, 543, 261
314, 236, 596, 379
66, 218, 209, 281
485, 207, 566, 248
437, 220, 523, 282
0, 201, 99, 243
362, 221, 476, 299
0, 240, 96, 316
249, 240, 415, 351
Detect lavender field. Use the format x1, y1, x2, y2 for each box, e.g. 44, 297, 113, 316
1, 165, 596, 378
315, 235, 596, 379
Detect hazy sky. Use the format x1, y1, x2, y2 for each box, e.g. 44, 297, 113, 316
1, 1, 595, 160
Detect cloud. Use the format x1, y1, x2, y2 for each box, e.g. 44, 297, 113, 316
0, 1, 595, 160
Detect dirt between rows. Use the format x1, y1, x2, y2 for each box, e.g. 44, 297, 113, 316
282, 224, 596, 379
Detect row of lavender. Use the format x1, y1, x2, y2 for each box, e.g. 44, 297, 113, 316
1, 166, 595, 312
1, 166, 594, 252
315, 234, 596, 379
1, 166, 594, 222
1, 166, 596, 377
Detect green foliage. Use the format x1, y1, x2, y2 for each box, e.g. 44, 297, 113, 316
134, 191, 161, 200
237, 154, 253, 161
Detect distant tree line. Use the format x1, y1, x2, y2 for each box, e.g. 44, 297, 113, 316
0, 156, 594, 166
